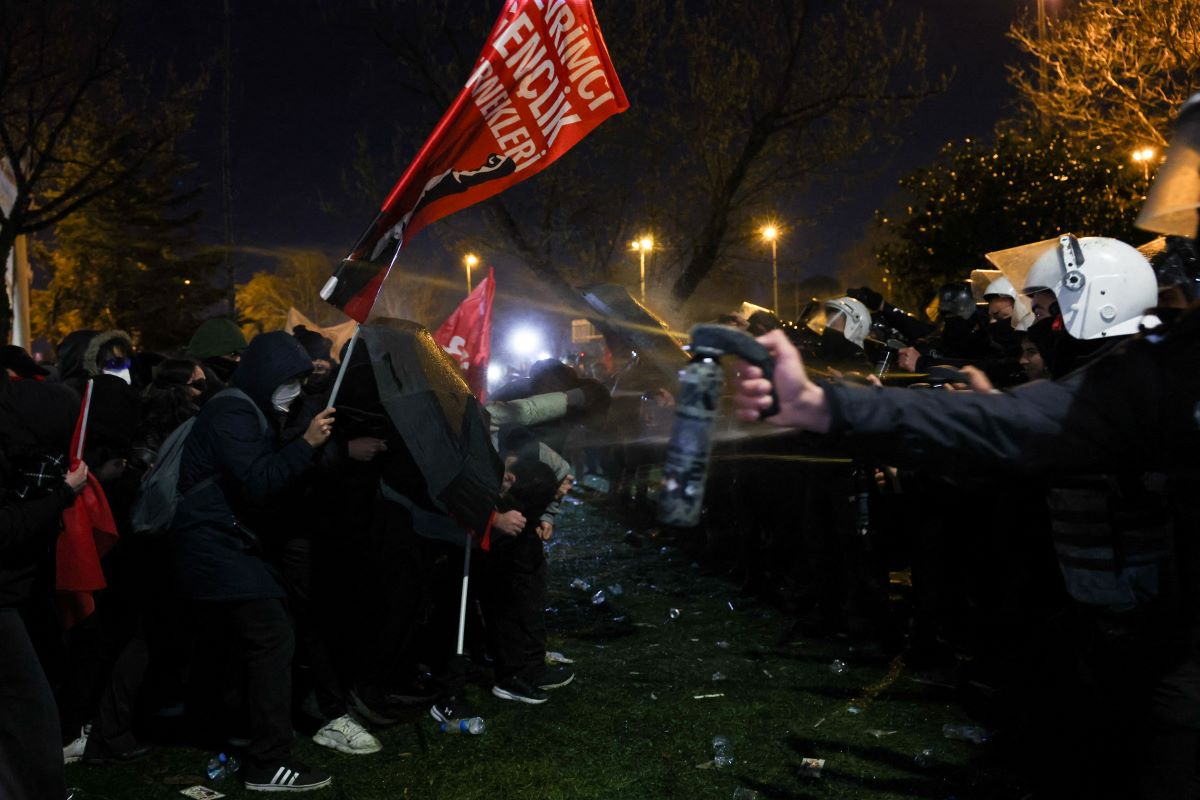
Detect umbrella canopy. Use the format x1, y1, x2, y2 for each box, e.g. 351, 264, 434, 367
360, 319, 502, 536
579, 284, 688, 389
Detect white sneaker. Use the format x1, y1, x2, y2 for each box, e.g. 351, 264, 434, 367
311, 714, 381, 755
63, 724, 90, 764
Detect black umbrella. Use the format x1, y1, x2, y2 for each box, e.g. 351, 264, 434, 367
360, 319, 503, 536
579, 284, 688, 391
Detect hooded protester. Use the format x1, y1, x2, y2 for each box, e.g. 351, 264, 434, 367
0, 371, 87, 800
186, 317, 248, 391
55, 330, 136, 394
172, 331, 336, 793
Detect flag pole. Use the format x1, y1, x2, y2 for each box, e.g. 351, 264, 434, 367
456, 533, 472, 656
325, 324, 362, 410
74, 379, 95, 464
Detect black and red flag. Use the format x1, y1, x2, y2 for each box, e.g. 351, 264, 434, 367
322, 0, 629, 322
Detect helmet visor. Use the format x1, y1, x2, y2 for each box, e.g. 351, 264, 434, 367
985, 237, 1061, 293
1136, 108, 1200, 237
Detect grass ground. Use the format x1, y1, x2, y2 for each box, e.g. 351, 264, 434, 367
65, 478, 1027, 800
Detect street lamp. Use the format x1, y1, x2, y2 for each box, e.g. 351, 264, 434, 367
630, 236, 653, 304
464, 253, 479, 294
760, 225, 779, 313
1131, 147, 1156, 181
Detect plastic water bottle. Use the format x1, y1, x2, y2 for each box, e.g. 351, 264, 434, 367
206, 752, 240, 780
942, 723, 990, 744
438, 717, 486, 735
712, 735, 733, 767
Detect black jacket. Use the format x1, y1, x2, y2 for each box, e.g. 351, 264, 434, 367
0, 375, 79, 606
173, 332, 316, 602
822, 310, 1200, 475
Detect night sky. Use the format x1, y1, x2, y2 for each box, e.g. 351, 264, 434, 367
114, 0, 1034, 345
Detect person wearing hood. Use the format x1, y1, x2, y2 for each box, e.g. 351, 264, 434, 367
173, 331, 336, 793
54, 329, 137, 393
186, 317, 248, 392
0, 371, 88, 800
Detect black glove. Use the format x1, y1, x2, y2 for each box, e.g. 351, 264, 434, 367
847, 286, 884, 312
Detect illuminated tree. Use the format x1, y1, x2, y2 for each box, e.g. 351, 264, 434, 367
875, 129, 1147, 309
1009, 0, 1200, 151
0, 0, 203, 342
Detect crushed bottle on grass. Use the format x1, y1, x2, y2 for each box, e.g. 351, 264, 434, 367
712, 735, 733, 767
942, 722, 990, 744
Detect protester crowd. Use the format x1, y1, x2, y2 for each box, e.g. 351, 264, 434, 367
0, 317, 610, 797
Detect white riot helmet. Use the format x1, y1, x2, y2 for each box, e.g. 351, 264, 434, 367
823, 296, 871, 348
983, 276, 1017, 302
1023, 235, 1157, 340
982, 276, 1035, 331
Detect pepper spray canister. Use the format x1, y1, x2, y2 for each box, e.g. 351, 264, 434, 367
657, 325, 779, 527
658, 356, 725, 527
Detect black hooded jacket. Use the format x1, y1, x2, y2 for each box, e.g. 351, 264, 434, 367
172, 332, 317, 601
0, 374, 80, 606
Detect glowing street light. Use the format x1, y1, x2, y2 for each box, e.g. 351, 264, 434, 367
1131, 147, 1157, 181
464, 253, 479, 294
760, 224, 780, 313
630, 236, 653, 304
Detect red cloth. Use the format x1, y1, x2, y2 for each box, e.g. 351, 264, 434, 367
57, 473, 118, 628
56, 379, 118, 628
434, 267, 496, 402
324, 0, 628, 321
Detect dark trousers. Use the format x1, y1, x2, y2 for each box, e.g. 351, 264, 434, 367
281, 537, 346, 721
193, 598, 295, 768
357, 500, 425, 694
0, 608, 66, 800
484, 529, 546, 684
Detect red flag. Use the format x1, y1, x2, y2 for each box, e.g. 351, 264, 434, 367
434, 267, 496, 402
58, 474, 118, 628
58, 381, 118, 628
322, 0, 628, 321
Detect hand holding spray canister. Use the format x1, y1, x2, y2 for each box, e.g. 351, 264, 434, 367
658, 325, 778, 527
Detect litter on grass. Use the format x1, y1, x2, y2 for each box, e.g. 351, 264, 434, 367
545, 651, 575, 665
693, 693, 725, 699
799, 757, 825, 778
867, 729, 898, 739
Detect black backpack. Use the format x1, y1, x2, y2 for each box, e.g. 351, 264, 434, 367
129, 388, 266, 537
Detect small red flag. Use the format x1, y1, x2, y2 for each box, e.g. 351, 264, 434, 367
322, 0, 628, 321
59, 381, 118, 628
434, 267, 496, 402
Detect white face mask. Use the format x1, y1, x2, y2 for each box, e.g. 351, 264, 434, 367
103, 368, 132, 385
271, 380, 303, 412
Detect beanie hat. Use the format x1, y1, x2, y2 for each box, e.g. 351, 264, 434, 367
187, 318, 248, 360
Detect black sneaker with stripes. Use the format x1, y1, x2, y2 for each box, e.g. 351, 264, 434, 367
243, 761, 332, 792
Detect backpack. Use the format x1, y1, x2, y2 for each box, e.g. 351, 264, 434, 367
129, 388, 267, 537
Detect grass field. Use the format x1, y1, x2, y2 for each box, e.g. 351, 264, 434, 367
65, 481, 1027, 800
